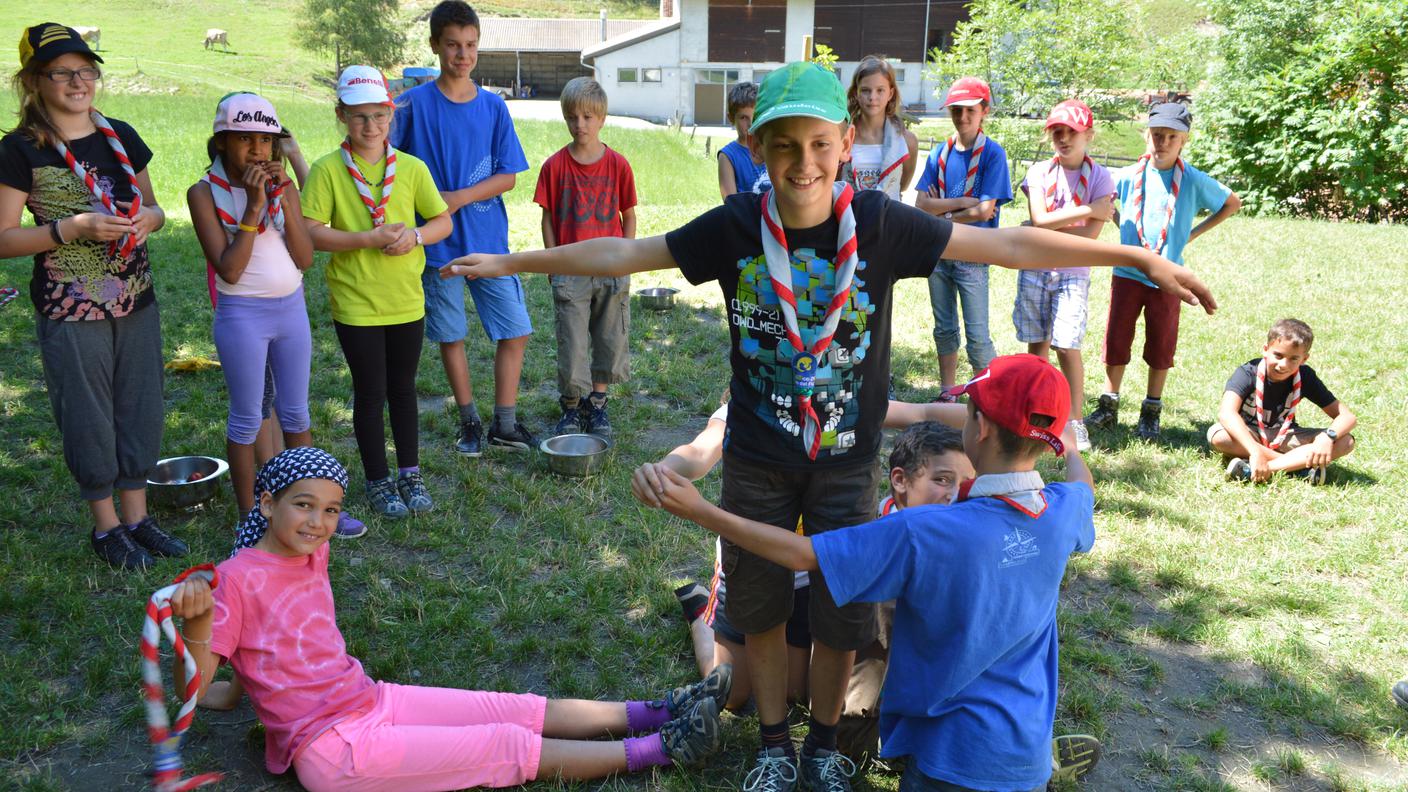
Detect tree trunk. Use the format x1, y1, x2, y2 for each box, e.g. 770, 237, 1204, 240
336, 41, 342, 76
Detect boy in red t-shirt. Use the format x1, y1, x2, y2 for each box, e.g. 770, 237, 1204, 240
533, 77, 638, 437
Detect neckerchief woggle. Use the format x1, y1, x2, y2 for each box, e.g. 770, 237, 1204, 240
339, 139, 396, 227
1130, 155, 1183, 255
760, 182, 859, 460
935, 130, 987, 197
1254, 359, 1301, 450
203, 156, 286, 236
54, 110, 142, 260
957, 470, 1048, 517
1044, 155, 1093, 212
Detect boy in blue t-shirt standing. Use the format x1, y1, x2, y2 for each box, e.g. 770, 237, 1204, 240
916, 77, 1013, 394
648, 354, 1097, 791
392, 0, 537, 456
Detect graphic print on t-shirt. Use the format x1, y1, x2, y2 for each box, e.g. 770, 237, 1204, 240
32, 163, 149, 317
732, 248, 874, 455
555, 173, 619, 229
467, 155, 494, 213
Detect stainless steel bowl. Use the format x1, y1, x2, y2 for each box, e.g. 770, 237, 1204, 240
637, 287, 678, 311
148, 456, 229, 509
540, 433, 612, 477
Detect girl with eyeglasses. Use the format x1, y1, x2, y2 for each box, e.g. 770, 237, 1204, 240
0, 23, 184, 570
301, 66, 453, 522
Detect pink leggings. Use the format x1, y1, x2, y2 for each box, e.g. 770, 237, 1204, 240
294, 681, 547, 791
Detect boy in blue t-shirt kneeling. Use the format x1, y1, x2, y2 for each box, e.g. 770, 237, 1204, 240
649, 354, 1097, 792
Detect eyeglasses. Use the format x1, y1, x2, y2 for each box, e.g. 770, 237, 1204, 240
42, 67, 102, 84
346, 111, 392, 126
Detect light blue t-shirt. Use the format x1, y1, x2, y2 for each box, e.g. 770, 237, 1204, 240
1112, 159, 1231, 287
391, 81, 529, 264
813, 482, 1096, 791
915, 136, 1013, 229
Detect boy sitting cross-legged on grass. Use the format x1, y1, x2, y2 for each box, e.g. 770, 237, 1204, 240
442, 61, 1213, 792
644, 354, 1099, 792
1210, 318, 1356, 484
534, 76, 637, 437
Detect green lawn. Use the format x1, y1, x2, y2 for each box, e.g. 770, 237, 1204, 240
2, 86, 1407, 792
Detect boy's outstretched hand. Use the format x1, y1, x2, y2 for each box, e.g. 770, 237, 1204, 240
441, 254, 511, 280
1142, 255, 1217, 314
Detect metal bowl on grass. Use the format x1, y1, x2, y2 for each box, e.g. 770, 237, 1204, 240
148, 456, 229, 510
540, 433, 612, 478
637, 287, 678, 311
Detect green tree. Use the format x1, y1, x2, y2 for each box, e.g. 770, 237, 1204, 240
298, 0, 407, 75
1199, 0, 1408, 220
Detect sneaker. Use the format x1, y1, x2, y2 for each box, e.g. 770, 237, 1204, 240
553, 397, 586, 436
1288, 466, 1327, 485
91, 526, 154, 570
127, 515, 188, 558
799, 746, 857, 792
743, 746, 799, 792
674, 581, 710, 624
1051, 734, 1102, 782
1084, 392, 1119, 430
1069, 419, 1091, 452
1393, 679, 1408, 711
488, 420, 538, 451
366, 477, 409, 519
658, 697, 721, 770
1134, 398, 1162, 441
396, 471, 434, 513
583, 394, 612, 438
664, 663, 733, 718
334, 511, 367, 539
932, 389, 960, 405
455, 418, 484, 457
1225, 458, 1252, 482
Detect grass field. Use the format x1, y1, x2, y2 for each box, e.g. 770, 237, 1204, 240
2, 32, 1407, 792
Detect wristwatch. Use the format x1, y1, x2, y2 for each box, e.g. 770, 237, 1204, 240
1323, 428, 1338, 441
413, 227, 424, 247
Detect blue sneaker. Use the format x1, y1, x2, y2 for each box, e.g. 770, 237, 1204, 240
583, 393, 612, 438
366, 477, 409, 519
396, 470, 434, 513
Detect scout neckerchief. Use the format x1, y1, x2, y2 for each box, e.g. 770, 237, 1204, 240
339, 139, 395, 227
1129, 154, 1183, 255
848, 118, 909, 195
54, 110, 142, 260
141, 564, 224, 791
878, 494, 899, 516
760, 182, 859, 460
1254, 359, 1301, 450
956, 470, 1047, 518
203, 156, 286, 236
1044, 154, 1093, 212
935, 130, 987, 197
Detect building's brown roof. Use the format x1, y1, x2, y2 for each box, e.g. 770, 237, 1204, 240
479, 17, 658, 52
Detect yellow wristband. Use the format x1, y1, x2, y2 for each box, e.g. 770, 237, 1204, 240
237, 222, 259, 233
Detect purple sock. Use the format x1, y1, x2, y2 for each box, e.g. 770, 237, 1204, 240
624, 733, 671, 772
398, 466, 419, 476
626, 700, 670, 733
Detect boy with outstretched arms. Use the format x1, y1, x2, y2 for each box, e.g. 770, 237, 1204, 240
645, 354, 1098, 791
392, 0, 538, 457
1210, 318, 1356, 484
444, 62, 1212, 792
1085, 102, 1242, 441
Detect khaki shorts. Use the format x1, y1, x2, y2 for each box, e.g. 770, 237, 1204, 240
550, 274, 630, 399
1207, 422, 1324, 449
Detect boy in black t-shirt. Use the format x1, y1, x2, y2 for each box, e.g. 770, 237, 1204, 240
1210, 318, 1356, 484
443, 61, 1214, 791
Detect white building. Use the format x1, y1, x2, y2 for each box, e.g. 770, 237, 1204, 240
584, 0, 971, 125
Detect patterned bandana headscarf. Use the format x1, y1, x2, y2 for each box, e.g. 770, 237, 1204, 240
233, 447, 348, 552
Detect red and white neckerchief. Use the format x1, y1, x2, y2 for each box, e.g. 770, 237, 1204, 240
1044, 155, 1093, 212
878, 494, 899, 516
848, 120, 908, 195
760, 182, 859, 460
141, 565, 224, 791
934, 130, 987, 197
339, 139, 395, 227
54, 110, 142, 260
956, 471, 1048, 518
1254, 358, 1301, 449
203, 156, 285, 236
1129, 155, 1183, 255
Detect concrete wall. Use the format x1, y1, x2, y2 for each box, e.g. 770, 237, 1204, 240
783, 0, 815, 62
595, 28, 686, 123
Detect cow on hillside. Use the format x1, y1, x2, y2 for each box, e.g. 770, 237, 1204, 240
204, 29, 230, 51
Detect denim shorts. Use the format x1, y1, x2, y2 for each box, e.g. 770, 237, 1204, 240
421, 267, 533, 343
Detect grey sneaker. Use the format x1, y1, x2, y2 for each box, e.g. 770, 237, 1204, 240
1393, 679, 1408, 711
1134, 398, 1162, 441
1051, 734, 1102, 782
1225, 457, 1251, 482
799, 746, 856, 792
366, 477, 409, 519
583, 393, 612, 438
1069, 419, 1091, 452
488, 420, 538, 451
744, 747, 799, 792
664, 663, 733, 718
396, 470, 434, 513
658, 697, 721, 770
1084, 392, 1119, 430
553, 397, 586, 436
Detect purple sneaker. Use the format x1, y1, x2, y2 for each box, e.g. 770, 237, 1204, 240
335, 511, 367, 539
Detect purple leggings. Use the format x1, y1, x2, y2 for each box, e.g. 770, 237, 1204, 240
212, 287, 313, 444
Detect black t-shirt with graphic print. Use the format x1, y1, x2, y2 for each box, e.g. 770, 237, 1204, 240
1225, 359, 1336, 434
666, 189, 952, 471
0, 118, 154, 321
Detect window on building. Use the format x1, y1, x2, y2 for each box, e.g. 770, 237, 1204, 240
894, 68, 906, 82
643, 68, 662, 83
619, 67, 638, 83
696, 69, 741, 84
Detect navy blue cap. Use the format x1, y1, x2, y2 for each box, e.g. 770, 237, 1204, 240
1147, 102, 1191, 132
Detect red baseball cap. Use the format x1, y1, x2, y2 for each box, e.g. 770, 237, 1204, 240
1045, 99, 1093, 132
943, 77, 991, 107
949, 354, 1070, 455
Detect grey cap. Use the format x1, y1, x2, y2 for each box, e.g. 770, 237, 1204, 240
1147, 102, 1191, 132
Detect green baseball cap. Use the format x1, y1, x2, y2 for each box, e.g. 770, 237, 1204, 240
749, 61, 848, 134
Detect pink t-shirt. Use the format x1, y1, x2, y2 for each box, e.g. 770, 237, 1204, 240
1021, 158, 1115, 276
211, 543, 376, 773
